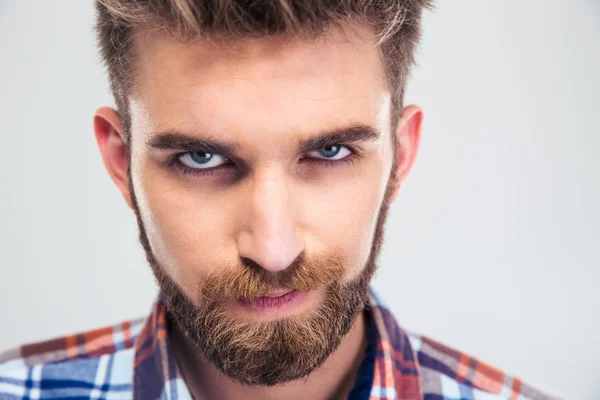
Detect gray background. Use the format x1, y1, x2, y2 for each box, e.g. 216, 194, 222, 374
1, 1, 598, 399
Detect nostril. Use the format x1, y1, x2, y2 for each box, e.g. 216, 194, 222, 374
240, 246, 304, 274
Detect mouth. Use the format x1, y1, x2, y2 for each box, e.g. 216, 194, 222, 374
237, 290, 306, 311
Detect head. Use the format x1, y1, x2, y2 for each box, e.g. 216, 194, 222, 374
93, 0, 428, 386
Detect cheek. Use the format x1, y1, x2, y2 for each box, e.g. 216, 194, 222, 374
301, 157, 388, 278
133, 163, 236, 300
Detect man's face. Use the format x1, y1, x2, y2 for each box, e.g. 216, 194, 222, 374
124, 24, 399, 385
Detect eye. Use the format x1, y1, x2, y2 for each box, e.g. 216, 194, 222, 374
307, 145, 352, 161
178, 152, 228, 169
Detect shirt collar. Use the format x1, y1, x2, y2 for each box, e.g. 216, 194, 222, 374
132, 288, 423, 400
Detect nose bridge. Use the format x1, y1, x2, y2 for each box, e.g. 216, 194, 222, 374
238, 166, 303, 273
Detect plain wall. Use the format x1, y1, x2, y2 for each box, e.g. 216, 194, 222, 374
1, 1, 598, 399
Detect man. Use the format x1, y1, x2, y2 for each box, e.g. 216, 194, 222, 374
0, 1, 560, 399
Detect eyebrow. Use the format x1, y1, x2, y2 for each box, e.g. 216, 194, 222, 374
145, 124, 381, 157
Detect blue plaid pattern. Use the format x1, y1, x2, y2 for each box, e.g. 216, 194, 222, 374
0, 289, 562, 399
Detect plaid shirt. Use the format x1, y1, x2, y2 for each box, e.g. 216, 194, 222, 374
0, 289, 560, 400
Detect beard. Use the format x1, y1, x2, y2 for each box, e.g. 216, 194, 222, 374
128, 156, 397, 386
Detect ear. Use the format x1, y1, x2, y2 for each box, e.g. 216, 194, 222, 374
389, 105, 423, 203
93, 107, 134, 209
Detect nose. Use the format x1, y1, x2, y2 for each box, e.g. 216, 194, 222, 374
237, 168, 304, 273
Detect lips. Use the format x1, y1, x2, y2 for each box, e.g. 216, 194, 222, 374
238, 290, 303, 310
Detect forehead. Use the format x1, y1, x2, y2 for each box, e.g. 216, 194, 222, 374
129, 24, 390, 151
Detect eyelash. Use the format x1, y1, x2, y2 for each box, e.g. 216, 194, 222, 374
167, 146, 359, 177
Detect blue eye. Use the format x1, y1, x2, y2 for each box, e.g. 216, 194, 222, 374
179, 152, 228, 169
170, 145, 357, 177
308, 145, 351, 160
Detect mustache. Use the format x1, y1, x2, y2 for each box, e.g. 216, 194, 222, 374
199, 250, 346, 301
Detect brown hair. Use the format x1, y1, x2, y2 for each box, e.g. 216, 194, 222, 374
95, 0, 433, 136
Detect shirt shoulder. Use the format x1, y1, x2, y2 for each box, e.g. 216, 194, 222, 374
0, 317, 145, 399
404, 330, 563, 400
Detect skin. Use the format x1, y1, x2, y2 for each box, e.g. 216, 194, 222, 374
93, 22, 422, 400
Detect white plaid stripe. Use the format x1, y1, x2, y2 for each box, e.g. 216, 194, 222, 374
28, 364, 42, 400
440, 374, 462, 399
0, 359, 27, 380
0, 381, 26, 398
370, 385, 398, 399
89, 354, 110, 400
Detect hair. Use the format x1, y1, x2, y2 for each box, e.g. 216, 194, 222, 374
95, 0, 433, 138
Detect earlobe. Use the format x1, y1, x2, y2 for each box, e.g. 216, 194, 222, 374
93, 107, 134, 209
389, 105, 423, 203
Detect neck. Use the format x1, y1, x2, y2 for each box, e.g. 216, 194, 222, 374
171, 311, 368, 400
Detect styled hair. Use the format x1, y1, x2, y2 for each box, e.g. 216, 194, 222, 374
95, 0, 433, 135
